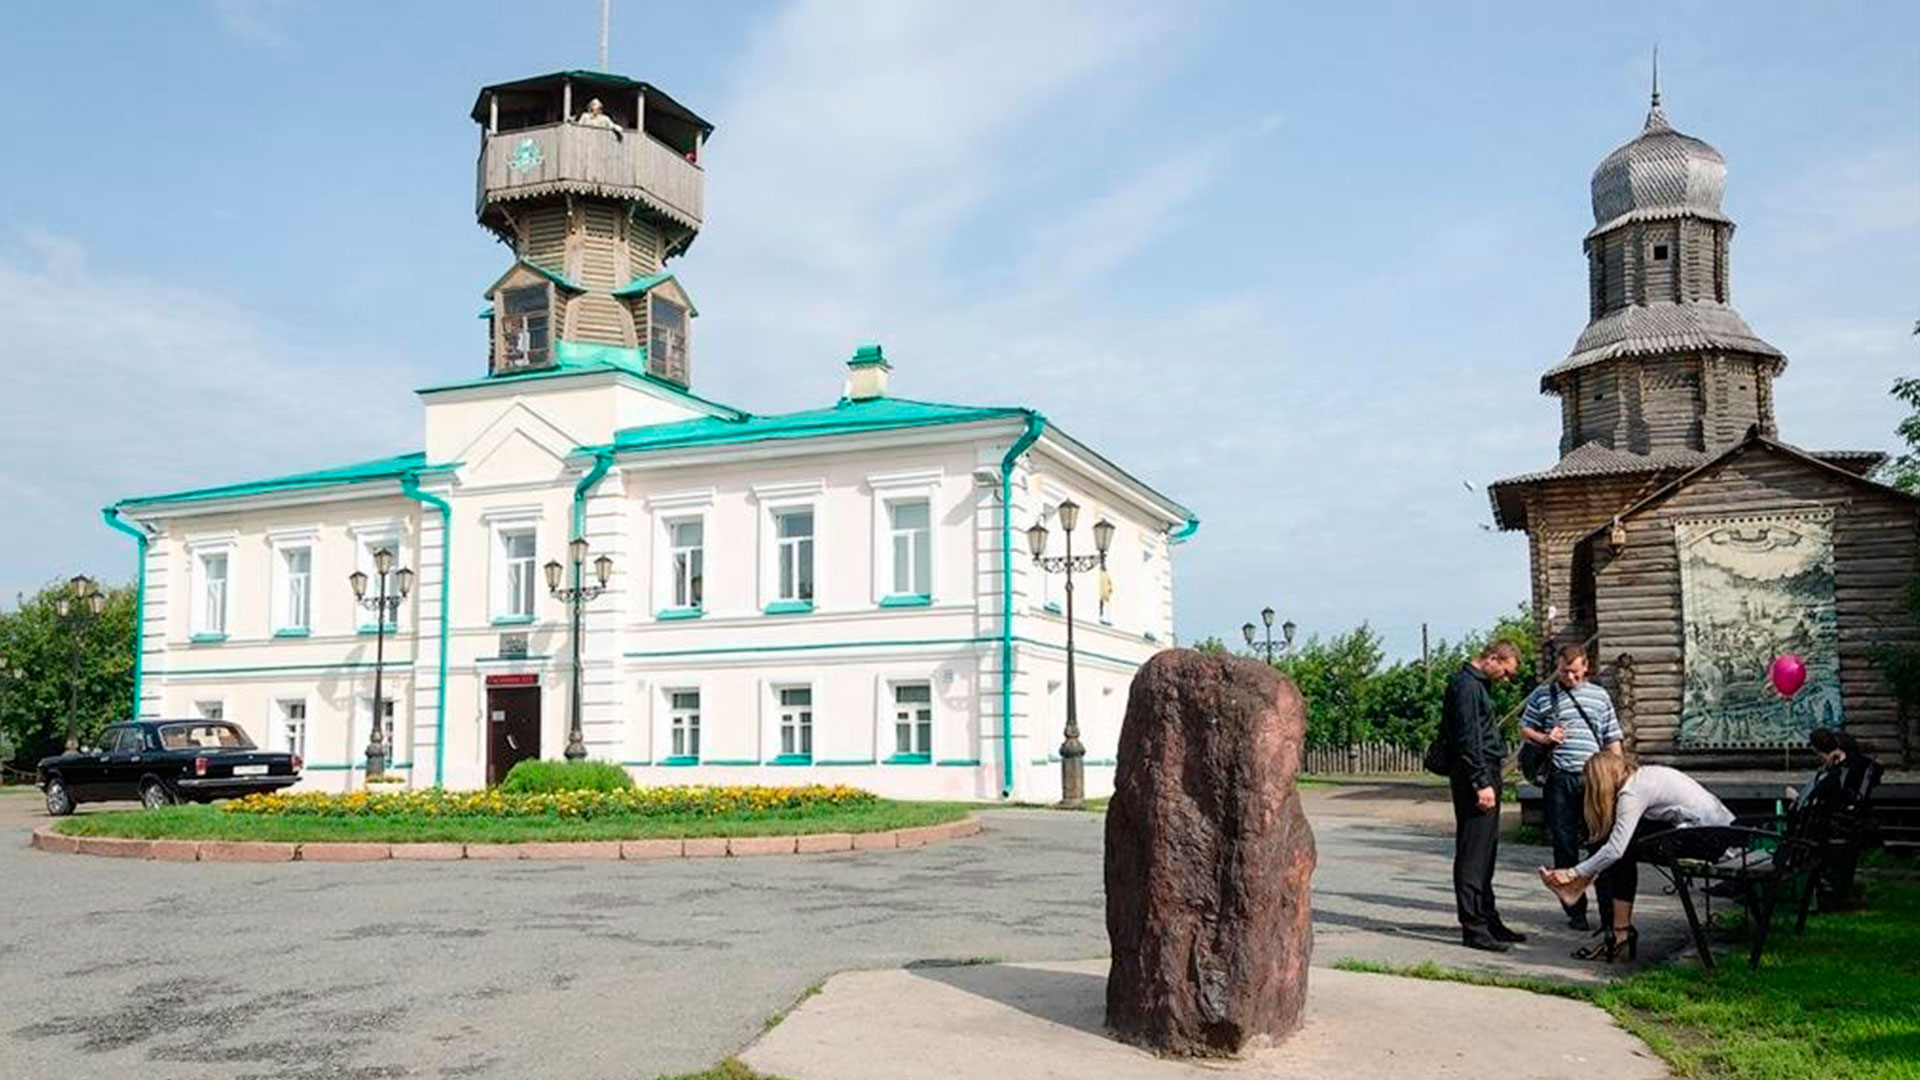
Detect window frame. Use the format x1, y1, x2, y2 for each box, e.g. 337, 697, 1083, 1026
186, 535, 236, 640
277, 698, 308, 759
888, 680, 934, 763
774, 684, 814, 763
665, 687, 702, 763
268, 527, 318, 637
754, 481, 825, 614
667, 517, 705, 612
357, 694, 399, 764
647, 293, 690, 384
867, 470, 941, 607
495, 282, 554, 373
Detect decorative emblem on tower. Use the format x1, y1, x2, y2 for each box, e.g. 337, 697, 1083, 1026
507, 137, 543, 172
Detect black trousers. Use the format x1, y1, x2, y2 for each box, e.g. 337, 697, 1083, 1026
1592, 820, 1675, 928
1450, 775, 1502, 936
1543, 768, 1588, 917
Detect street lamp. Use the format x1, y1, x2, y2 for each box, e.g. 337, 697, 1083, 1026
55, 575, 107, 751
1026, 499, 1114, 810
546, 537, 614, 761
349, 548, 412, 780
1241, 607, 1297, 663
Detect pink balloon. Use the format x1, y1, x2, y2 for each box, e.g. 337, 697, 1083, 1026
1770, 654, 1808, 698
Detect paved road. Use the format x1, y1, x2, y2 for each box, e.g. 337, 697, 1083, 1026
0, 786, 1690, 1080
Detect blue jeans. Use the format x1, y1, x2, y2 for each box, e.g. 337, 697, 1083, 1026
1544, 767, 1588, 918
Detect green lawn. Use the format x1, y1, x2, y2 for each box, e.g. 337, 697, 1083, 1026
654, 1060, 788, 1080
54, 799, 974, 844
1339, 872, 1920, 1080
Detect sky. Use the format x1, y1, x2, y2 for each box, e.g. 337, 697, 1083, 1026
0, 1, 1914, 659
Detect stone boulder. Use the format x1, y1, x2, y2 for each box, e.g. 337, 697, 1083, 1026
1104, 649, 1316, 1056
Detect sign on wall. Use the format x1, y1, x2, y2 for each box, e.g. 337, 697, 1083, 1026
1677, 509, 1843, 748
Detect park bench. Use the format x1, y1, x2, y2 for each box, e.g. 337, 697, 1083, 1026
1636, 757, 1882, 971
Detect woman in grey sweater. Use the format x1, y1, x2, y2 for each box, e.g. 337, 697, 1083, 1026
1539, 755, 1733, 961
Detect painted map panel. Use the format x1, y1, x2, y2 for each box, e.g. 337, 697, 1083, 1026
1677, 510, 1843, 748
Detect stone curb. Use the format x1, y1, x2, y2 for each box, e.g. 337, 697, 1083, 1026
33, 815, 983, 863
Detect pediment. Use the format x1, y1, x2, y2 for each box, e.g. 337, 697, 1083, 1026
453, 402, 585, 487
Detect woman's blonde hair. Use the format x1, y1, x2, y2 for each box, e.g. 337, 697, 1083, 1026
1582, 753, 1640, 838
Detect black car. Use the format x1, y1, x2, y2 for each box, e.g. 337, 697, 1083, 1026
37, 720, 302, 815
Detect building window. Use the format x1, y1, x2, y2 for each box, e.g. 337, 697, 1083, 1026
669, 690, 701, 760
669, 519, 704, 609
195, 700, 225, 722
279, 700, 307, 759
893, 683, 932, 759
775, 509, 815, 603
1652, 244, 1670, 261
498, 285, 551, 371
195, 551, 229, 636
649, 295, 689, 384
278, 546, 312, 633
361, 698, 396, 758
499, 527, 537, 620
776, 687, 813, 759
888, 500, 931, 598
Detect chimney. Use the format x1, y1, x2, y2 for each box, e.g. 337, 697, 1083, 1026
846, 343, 891, 401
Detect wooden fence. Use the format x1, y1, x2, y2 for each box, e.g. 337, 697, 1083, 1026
1301, 742, 1428, 775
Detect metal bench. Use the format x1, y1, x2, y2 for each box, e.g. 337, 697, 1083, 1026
1635, 821, 1819, 971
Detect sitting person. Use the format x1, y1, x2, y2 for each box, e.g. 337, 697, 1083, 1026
1539, 754, 1733, 961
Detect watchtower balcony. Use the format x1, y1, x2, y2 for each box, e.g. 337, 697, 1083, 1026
473, 71, 712, 232
477, 121, 704, 228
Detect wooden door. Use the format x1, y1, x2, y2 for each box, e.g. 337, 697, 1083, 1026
486, 687, 542, 787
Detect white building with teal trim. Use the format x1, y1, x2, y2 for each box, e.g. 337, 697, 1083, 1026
102, 70, 1195, 801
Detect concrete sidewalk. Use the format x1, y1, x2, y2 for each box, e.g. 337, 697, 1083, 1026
741, 959, 1671, 1080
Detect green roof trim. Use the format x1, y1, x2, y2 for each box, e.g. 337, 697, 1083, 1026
118, 451, 455, 509
489, 258, 582, 294
595, 396, 1031, 456
479, 305, 493, 319
612, 271, 674, 297
414, 345, 744, 419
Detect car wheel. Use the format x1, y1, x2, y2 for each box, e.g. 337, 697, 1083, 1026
139, 778, 175, 811
44, 778, 75, 817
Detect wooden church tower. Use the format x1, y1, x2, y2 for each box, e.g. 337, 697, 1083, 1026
472, 72, 710, 386
1489, 78, 1916, 765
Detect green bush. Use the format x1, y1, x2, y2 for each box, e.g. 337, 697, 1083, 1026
498, 759, 635, 794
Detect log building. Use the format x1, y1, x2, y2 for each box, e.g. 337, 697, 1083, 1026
1489, 85, 1919, 767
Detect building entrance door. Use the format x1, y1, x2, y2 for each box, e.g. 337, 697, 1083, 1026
486, 685, 541, 787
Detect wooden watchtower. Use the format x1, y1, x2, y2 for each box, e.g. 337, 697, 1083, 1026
473, 71, 710, 386
1489, 86, 1918, 766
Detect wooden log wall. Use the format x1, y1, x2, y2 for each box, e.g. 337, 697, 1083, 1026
1590, 447, 1919, 766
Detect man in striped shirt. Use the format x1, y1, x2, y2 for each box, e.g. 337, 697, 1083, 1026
1521, 643, 1623, 930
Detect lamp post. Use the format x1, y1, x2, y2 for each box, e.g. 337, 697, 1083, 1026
1240, 607, 1297, 664
1026, 500, 1114, 810
349, 549, 413, 780
546, 537, 614, 761
55, 576, 107, 751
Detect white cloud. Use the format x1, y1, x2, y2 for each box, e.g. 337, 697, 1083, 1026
208, 0, 297, 51
0, 232, 424, 600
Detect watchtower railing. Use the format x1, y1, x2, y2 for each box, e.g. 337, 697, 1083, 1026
478, 122, 703, 226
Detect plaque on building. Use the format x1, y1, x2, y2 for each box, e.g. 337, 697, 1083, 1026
498, 632, 529, 660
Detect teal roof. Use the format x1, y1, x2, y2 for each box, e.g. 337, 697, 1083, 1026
489, 258, 583, 294
119, 451, 448, 508
602, 397, 1030, 455
612, 271, 674, 297
417, 341, 743, 420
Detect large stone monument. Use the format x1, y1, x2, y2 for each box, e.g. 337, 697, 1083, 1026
1105, 649, 1316, 1056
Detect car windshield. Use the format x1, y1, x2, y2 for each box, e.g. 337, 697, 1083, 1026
157, 722, 256, 751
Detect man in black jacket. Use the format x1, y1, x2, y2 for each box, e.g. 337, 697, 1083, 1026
1443, 639, 1523, 951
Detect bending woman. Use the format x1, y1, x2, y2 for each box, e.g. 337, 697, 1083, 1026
1538, 754, 1733, 961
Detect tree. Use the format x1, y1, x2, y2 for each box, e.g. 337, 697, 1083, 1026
1876, 375, 1920, 494
0, 581, 136, 772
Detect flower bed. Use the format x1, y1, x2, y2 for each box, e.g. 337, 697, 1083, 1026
223, 784, 878, 821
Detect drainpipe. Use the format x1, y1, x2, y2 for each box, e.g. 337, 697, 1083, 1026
1170, 515, 1200, 544
572, 448, 615, 540
99, 507, 148, 719
399, 474, 453, 787
998, 413, 1046, 798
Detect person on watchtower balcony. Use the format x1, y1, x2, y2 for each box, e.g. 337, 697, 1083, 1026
577, 97, 619, 133
1520, 643, 1623, 931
